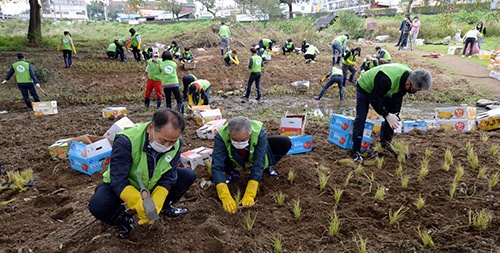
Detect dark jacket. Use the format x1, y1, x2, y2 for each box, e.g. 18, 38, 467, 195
360, 71, 409, 117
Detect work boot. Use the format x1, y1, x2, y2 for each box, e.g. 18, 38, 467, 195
156, 100, 162, 109
64, 58, 69, 68
166, 103, 172, 109
116, 212, 134, 239
221, 49, 224, 56
225, 169, 240, 184
176, 104, 184, 113
144, 98, 150, 108
351, 151, 363, 162
264, 166, 278, 176
314, 96, 321, 100
160, 202, 188, 217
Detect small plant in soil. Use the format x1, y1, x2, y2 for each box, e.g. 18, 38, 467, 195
396, 163, 403, 177
339, 158, 355, 166
450, 181, 458, 198
318, 171, 330, 191
477, 166, 487, 179
327, 210, 341, 236
414, 194, 425, 211
418, 161, 429, 181
417, 226, 435, 247
376, 157, 384, 170
465, 141, 473, 153
424, 147, 432, 160
391, 140, 409, 164
490, 144, 500, 156
333, 187, 343, 206
468, 209, 493, 231
243, 212, 257, 231
401, 175, 410, 189
288, 169, 295, 185
269, 233, 283, 253
355, 233, 368, 253
293, 198, 301, 220
389, 205, 408, 225
468, 151, 479, 170
344, 171, 353, 187
354, 164, 363, 174
454, 164, 465, 184
481, 133, 489, 144
363, 172, 375, 183
234, 189, 242, 207
7, 169, 34, 192
488, 172, 499, 191
445, 147, 454, 166
204, 160, 212, 175
374, 143, 383, 153
374, 186, 385, 201
273, 192, 285, 207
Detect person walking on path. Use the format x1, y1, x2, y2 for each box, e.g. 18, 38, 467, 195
408, 15, 421, 51
57, 31, 76, 68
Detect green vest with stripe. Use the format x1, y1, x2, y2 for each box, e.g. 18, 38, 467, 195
182, 51, 192, 59
381, 49, 391, 61
219, 25, 230, 36
330, 66, 343, 76
147, 58, 162, 81
61, 35, 72, 50
107, 43, 116, 52
159, 60, 179, 85
218, 120, 269, 169
131, 33, 139, 47
194, 79, 210, 91
250, 55, 262, 73
262, 38, 272, 47
12, 61, 33, 83
118, 38, 126, 46
334, 35, 347, 45
285, 41, 294, 49
102, 122, 180, 191
358, 63, 411, 95
341, 51, 357, 66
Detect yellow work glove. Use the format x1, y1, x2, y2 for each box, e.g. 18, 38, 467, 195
241, 180, 259, 206
119, 185, 150, 225
321, 75, 328, 82
57, 45, 61, 51
188, 94, 194, 107
216, 183, 237, 214
72, 46, 77, 54
137, 42, 141, 50
346, 59, 354, 66
232, 56, 240, 65
197, 99, 204, 106
151, 185, 169, 214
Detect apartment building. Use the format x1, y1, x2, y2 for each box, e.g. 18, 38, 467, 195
42, 0, 88, 20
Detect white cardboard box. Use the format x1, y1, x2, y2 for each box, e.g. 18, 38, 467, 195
102, 107, 127, 118
180, 147, 213, 170
489, 71, 500, 81
435, 106, 476, 120
33, 101, 58, 116
280, 112, 307, 136
103, 117, 135, 142
68, 135, 112, 175
194, 108, 222, 126
477, 107, 500, 130
196, 119, 226, 139
436, 119, 477, 132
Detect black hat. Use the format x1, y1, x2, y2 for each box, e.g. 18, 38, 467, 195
17, 52, 25, 59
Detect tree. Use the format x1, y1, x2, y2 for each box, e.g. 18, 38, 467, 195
87, 0, 106, 20
28, 0, 42, 44
156, 0, 184, 21
235, 0, 281, 21
127, 0, 145, 13
198, 0, 217, 18
279, 0, 304, 19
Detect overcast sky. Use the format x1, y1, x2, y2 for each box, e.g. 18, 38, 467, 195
2, 2, 31, 15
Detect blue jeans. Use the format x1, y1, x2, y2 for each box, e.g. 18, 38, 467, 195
245, 72, 261, 99
341, 63, 357, 86
18, 83, 40, 109
88, 168, 197, 224
316, 75, 344, 100
331, 41, 343, 65
478, 37, 483, 50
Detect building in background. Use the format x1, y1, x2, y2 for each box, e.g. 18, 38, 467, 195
42, 0, 88, 20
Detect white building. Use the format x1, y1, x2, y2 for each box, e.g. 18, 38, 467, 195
293, 0, 370, 14
42, 0, 88, 20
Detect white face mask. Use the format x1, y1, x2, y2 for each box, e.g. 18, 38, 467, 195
150, 131, 172, 153
231, 140, 249, 150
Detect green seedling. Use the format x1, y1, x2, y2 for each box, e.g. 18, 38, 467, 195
417, 162, 429, 181
389, 205, 408, 225
488, 172, 500, 191
204, 160, 212, 175
374, 186, 385, 201
442, 162, 450, 172
355, 233, 368, 253
273, 192, 285, 207
396, 163, 403, 177
477, 167, 488, 179
363, 172, 375, 183
243, 212, 257, 231
288, 169, 295, 185
376, 157, 384, 170
481, 133, 489, 144
234, 189, 242, 207
293, 198, 301, 220
391, 140, 409, 164
7, 169, 34, 192
454, 164, 465, 184
339, 158, 355, 166
0, 198, 16, 206
465, 141, 473, 153
401, 175, 410, 189
317, 165, 330, 172
344, 171, 353, 187
327, 210, 341, 236
450, 181, 457, 198
468, 209, 493, 231
414, 194, 425, 211
490, 144, 500, 156
445, 147, 454, 166
469, 152, 479, 170
333, 187, 343, 206
424, 147, 432, 160
269, 233, 283, 253
363, 160, 376, 166
354, 164, 363, 174
417, 226, 435, 247
318, 171, 330, 191
374, 143, 383, 153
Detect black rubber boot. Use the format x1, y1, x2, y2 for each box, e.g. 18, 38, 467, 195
115, 212, 134, 239
156, 100, 162, 109
176, 104, 184, 113
144, 98, 150, 108
221, 49, 224, 56
166, 103, 172, 109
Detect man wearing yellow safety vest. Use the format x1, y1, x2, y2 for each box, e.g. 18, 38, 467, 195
224, 49, 240, 67
2, 53, 41, 110
242, 48, 263, 100
57, 31, 76, 68
142, 50, 163, 110
282, 38, 295, 55
341, 47, 361, 87
187, 79, 211, 106
212, 116, 291, 214
375, 46, 392, 65
129, 28, 142, 62
219, 21, 231, 56
106, 42, 118, 60
350, 64, 432, 162
360, 55, 379, 73
331, 34, 349, 65
89, 109, 196, 239
181, 74, 197, 101
314, 65, 344, 101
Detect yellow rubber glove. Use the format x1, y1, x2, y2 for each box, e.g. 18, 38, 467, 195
197, 99, 204, 106
72, 46, 77, 54
232, 56, 240, 65
119, 185, 150, 225
57, 45, 61, 51
188, 94, 194, 107
216, 183, 237, 214
137, 42, 141, 50
346, 59, 354, 66
151, 185, 169, 214
241, 180, 259, 206
321, 75, 328, 82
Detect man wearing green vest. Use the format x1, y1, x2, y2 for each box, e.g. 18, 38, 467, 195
142, 50, 163, 110
360, 55, 379, 73
258, 38, 276, 51
375, 46, 392, 65
179, 47, 194, 63
88, 109, 197, 239
160, 51, 183, 113
304, 44, 320, 63
341, 47, 361, 87
242, 48, 264, 100
57, 31, 76, 68
224, 49, 240, 67
106, 42, 118, 60
350, 64, 432, 162
115, 38, 128, 62
219, 21, 231, 56
2, 53, 41, 110
182, 73, 197, 101
282, 38, 295, 55
187, 79, 211, 106
212, 116, 291, 214
314, 65, 344, 101
129, 28, 142, 62
331, 34, 349, 65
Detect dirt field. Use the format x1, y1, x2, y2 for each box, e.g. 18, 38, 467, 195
0, 42, 499, 253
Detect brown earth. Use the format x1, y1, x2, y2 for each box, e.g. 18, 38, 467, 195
0, 43, 500, 253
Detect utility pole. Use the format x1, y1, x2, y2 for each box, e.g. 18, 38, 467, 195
58, 0, 63, 20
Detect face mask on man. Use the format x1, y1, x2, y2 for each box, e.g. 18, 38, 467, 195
150, 131, 172, 153
231, 140, 249, 150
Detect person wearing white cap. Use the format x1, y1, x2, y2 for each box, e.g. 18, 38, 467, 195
142, 49, 163, 110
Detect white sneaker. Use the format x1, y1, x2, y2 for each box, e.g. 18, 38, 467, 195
468, 56, 471, 58
311, 60, 316, 63
461, 55, 465, 57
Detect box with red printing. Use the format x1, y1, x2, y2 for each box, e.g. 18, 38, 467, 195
280, 112, 307, 136
330, 114, 374, 137
180, 147, 213, 170
328, 128, 372, 150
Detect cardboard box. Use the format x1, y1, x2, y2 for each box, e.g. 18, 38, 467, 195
435, 106, 476, 120
327, 129, 372, 150
48, 138, 73, 160
291, 81, 310, 91
194, 108, 222, 126
436, 119, 477, 132
287, 135, 313, 155
479, 50, 492, 60
368, 119, 383, 133
102, 107, 127, 118
447, 46, 463, 55
330, 114, 374, 137
489, 71, 500, 81
403, 121, 427, 133
280, 112, 307, 136
180, 147, 213, 170
182, 61, 196, 70
68, 135, 112, 175
477, 108, 500, 130
33, 101, 58, 116
103, 117, 135, 142
196, 119, 226, 139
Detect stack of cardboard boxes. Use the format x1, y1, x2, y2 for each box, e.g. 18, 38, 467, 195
279, 112, 312, 155
328, 114, 374, 150
435, 106, 477, 131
